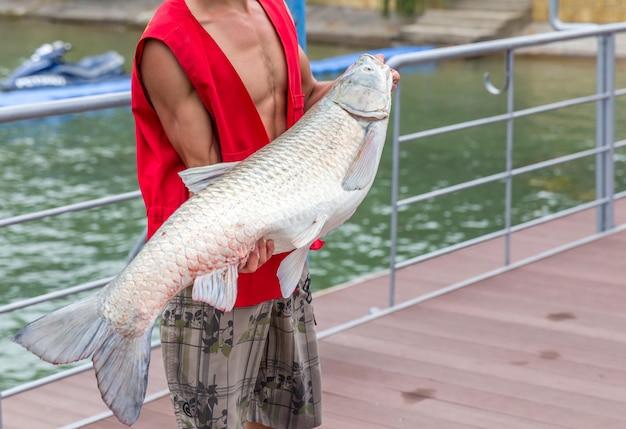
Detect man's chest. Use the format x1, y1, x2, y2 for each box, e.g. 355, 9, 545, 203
201, 6, 289, 102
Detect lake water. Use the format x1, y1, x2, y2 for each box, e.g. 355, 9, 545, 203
1, 19, 625, 389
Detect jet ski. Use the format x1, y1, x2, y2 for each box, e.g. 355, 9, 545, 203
1, 40, 127, 91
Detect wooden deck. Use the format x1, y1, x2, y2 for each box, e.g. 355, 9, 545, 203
2, 199, 626, 428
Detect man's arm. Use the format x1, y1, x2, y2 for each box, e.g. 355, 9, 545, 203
138, 38, 273, 272
139, 38, 221, 168
298, 46, 336, 112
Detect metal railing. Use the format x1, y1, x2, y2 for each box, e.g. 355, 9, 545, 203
2, 9, 626, 428
382, 3, 626, 307
0, 92, 144, 429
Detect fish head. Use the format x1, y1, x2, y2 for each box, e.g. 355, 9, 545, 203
330, 53, 393, 121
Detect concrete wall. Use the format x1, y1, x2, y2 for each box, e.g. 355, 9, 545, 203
533, 0, 626, 23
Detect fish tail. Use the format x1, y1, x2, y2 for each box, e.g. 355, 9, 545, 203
12, 291, 152, 426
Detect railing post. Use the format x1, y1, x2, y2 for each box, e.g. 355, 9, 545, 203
485, 50, 515, 266
595, 33, 616, 232
389, 81, 402, 308
503, 50, 515, 266
548, 0, 614, 232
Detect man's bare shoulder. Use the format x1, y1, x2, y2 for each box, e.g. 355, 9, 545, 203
139, 39, 195, 109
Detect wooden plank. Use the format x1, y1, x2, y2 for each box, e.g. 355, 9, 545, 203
378, 305, 626, 371
321, 330, 626, 414
321, 361, 568, 429
318, 391, 482, 429
473, 272, 626, 315
320, 337, 626, 428
422, 289, 626, 343
347, 319, 626, 386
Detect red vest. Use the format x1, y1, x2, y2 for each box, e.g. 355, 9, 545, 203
131, 0, 305, 307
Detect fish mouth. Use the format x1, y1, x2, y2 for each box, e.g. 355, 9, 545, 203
332, 53, 393, 120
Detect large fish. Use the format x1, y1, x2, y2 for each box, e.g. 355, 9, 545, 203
12, 53, 393, 426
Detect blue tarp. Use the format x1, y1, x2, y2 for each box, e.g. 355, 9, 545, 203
0, 46, 434, 107
309, 45, 434, 77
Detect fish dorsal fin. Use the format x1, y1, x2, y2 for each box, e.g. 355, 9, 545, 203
291, 214, 328, 249
277, 246, 309, 298
192, 264, 239, 311
342, 124, 380, 191
178, 162, 240, 194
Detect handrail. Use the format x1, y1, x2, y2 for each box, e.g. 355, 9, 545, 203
2, 19, 626, 429
0, 191, 141, 228
386, 22, 626, 70
385, 21, 625, 307
0, 91, 131, 123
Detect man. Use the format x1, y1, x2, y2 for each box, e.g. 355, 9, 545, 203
131, 0, 399, 427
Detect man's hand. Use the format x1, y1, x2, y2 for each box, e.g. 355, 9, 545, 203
373, 53, 401, 91
239, 238, 275, 273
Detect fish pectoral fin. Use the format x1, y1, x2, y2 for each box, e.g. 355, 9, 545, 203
277, 246, 309, 298
291, 214, 328, 249
178, 161, 241, 194
192, 265, 239, 312
342, 124, 380, 191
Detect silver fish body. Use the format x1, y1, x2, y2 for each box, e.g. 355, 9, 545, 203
12, 53, 393, 426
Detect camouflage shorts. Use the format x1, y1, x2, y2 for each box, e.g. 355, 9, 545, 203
160, 268, 322, 429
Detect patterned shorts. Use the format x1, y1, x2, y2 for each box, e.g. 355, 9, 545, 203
160, 268, 322, 429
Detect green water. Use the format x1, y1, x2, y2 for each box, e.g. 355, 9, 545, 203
1, 19, 626, 389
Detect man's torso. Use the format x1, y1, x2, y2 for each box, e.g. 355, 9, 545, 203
187, 0, 290, 140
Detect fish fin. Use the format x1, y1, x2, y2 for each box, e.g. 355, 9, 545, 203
192, 264, 238, 311
92, 327, 152, 426
342, 124, 380, 191
12, 291, 152, 426
12, 293, 109, 363
291, 214, 327, 249
277, 246, 309, 298
178, 162, 240, 194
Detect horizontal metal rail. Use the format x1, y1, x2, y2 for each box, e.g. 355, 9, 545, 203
1, 340, 162, 400
399, 139, 626, 207
0, 277, 114, 315
386, 21, 626, 70
0, 91, 131, 123
398, 92, 614, 144
0, 190, 141, 228
395, 193, 620, 271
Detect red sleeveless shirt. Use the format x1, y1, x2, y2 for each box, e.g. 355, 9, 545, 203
131, 0, 305, 307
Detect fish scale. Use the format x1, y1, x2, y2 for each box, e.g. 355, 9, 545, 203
12, 53, 393, 426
